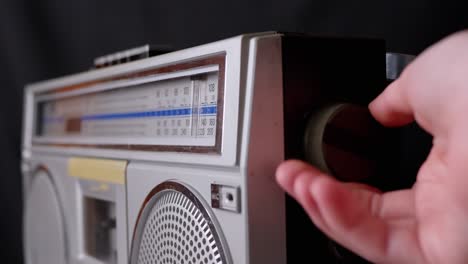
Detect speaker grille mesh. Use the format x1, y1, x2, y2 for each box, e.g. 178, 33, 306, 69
136, 188, 225, 264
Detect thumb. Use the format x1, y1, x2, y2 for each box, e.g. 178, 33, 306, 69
369, 79, 414, 127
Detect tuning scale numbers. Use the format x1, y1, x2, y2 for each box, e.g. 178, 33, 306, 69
195, 74, 218, 138
154, 72, 218, 139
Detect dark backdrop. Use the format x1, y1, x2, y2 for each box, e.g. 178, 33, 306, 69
1, 0, 468, 262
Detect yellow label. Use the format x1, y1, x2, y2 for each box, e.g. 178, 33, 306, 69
68, 157, 127, 185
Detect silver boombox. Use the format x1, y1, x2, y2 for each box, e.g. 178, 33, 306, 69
21, 32, 413, 264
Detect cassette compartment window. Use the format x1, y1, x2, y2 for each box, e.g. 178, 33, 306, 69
84, 197, 117, 263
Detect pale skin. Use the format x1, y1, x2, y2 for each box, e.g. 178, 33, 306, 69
276, 30, 468, 264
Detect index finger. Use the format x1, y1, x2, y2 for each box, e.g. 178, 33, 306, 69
369, 78, 414, 127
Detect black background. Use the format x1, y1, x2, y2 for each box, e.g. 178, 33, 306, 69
1, 0, 468, 262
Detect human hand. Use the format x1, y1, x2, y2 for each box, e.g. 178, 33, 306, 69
276, 30, 468, 264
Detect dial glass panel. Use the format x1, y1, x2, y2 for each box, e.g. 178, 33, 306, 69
32, 55, 225, 153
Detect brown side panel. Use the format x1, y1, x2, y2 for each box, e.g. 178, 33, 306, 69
280, 34, 386, 264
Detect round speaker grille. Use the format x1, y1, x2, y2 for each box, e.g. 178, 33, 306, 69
131, 182, 229, 264
25, 169, 67, 264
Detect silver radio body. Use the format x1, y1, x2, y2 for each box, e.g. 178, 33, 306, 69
21, 32, 393, 264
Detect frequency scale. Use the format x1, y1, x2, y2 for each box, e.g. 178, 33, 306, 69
35, 67, 219, 147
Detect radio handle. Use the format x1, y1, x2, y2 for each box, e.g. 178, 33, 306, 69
93, 44, 174, 68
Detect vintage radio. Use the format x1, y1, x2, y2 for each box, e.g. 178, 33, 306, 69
21, 31, 414, 264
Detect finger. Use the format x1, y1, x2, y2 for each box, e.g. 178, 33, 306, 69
276, 161, 415, 220
369, 79, 414, 127
377, 189, 415, 220
340, 183, 415, 220
310, 176, 423, 263
275, 160, 329, 231
276, 160, 381, 196
341, 183, 411, 221
276, 160, 423, 262
343, 182, 382, 194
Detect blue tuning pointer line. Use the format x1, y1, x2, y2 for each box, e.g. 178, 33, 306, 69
80, 106, 216, 121
43, 106, 217, 123
81, 108, 193, 121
